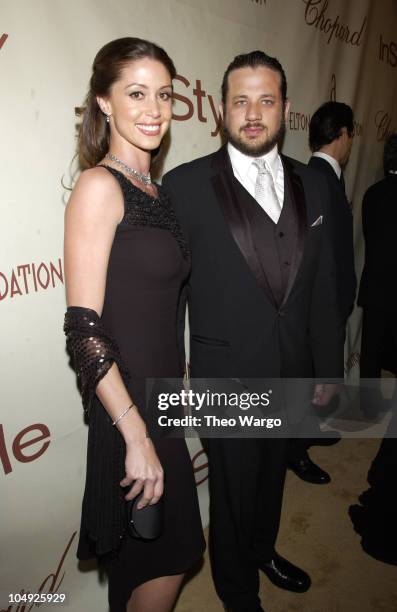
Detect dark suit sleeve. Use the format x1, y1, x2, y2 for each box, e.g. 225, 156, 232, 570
309, 158, 356, 318
327, 178, 356, 319
309, 191, 345, 379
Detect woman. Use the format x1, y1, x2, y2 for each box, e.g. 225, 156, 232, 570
64, 37, 205, 612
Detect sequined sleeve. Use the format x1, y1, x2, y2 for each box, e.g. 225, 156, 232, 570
64, 306, 130, 416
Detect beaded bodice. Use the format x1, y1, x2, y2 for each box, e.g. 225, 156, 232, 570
99, 165, 190, 260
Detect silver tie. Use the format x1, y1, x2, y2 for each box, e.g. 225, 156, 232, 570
253, 159, 281, 224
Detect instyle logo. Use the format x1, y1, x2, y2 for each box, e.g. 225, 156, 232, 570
0, 33, 8, 51
379, 34, 396, 68
302, 0, 367, 47
0, 258, 63, 302
375, 110, 396, 142
0, 422, 51, 476
172, 74, 221, 137
76, 73, 222, 138
0, 532, 77, 612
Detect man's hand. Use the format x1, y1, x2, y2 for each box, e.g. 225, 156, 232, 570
312, 383, 339, 406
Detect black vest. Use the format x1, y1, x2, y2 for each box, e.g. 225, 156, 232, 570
232, 175, 298, 308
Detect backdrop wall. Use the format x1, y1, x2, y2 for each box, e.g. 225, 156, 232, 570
1, 1, 396, 609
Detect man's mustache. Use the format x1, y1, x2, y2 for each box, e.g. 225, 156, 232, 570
240, 123, 266, 131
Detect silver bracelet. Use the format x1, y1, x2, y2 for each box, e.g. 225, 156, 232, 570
112, 403, 134, 426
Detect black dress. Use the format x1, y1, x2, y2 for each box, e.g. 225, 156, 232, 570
75, 166, 205, 610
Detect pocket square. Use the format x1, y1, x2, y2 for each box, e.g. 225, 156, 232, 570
310, 215, 323, 227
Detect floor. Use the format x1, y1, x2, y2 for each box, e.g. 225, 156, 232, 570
175, 439, 397, 612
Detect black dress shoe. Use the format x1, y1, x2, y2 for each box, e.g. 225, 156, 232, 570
259, 551, 311, 593
288, 452, 331, 484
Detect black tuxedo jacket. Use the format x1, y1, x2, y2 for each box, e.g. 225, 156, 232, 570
163, 147, 344, 380
358, 174, 397, 307
308, 156, 356, 319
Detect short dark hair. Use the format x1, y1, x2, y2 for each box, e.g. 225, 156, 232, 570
384, 133, 397, 174
221, 50, 287, 105
309, 101, 354, 152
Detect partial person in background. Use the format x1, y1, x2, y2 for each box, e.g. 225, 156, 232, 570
357, 133, 397, 413
63, 37, 204, 612
286, 101, 357, 487
308, 101, 356, 324
349, 133, 397, 563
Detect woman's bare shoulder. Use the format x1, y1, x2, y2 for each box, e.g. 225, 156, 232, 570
66, 166, 124, 224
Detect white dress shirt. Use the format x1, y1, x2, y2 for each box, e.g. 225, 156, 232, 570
312, 151, 341, 179
227, 143, 285, 211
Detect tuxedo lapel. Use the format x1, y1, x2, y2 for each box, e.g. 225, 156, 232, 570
280, 156, 307, 308
211, 147, 277, 306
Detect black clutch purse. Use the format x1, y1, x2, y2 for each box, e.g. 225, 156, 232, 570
126, 492, 164, 540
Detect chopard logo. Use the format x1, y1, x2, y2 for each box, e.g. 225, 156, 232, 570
302, 0, 367, 47
251, 0, 266, 5
0, 33, 8, 51
375, 110, 397, 142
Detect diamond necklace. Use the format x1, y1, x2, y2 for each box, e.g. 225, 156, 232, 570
105, 153, 152, 185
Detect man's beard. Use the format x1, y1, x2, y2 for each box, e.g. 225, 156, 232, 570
224, 116, 286, 157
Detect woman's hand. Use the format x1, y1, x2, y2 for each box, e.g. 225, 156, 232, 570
120, 432, 164, 510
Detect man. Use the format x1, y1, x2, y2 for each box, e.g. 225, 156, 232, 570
349, 134, 397, 561
286, 102, 357, 485
163, 51, 344, 612
308, 101, 357, 323
358, 133, 397, 408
